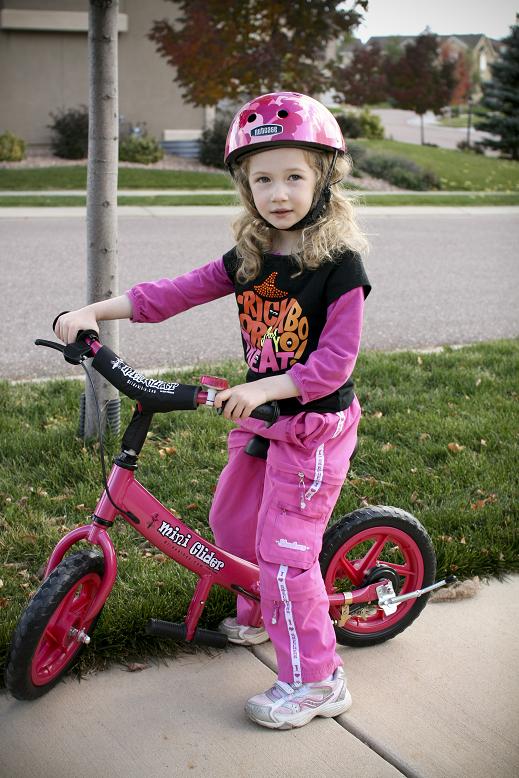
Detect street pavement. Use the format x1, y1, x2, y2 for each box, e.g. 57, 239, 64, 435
1, 576, 517, 777
371, 108, 492, 150
2, 206, 518, 381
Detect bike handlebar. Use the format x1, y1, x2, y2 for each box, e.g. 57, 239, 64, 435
35, 333, 280, 424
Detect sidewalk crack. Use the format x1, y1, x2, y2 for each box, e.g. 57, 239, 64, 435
250, 646, 423, 777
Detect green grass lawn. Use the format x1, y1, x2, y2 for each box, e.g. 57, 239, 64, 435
1, 340, 517, 677
1, 141, 519, 195
438, 114, 471, 128
0, 166, 233, 191
355, 139, 519, 191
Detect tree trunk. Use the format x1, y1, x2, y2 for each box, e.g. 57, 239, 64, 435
83, 0, 120, 439
420, 114, 425, 145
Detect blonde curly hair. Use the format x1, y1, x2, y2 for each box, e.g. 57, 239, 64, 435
231, 149, 369, 284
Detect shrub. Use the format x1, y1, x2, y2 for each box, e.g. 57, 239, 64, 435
199, 120, 228, 169
346, 141, 367, 177
361, 153, 440, 190
336, 108, 385, 141
357, 108, 385, 140
0, 131, 25, 162
457, 139, 484, 154
48, 105, 89, 159
119, 134, 164, 164
335, 112, 363, 140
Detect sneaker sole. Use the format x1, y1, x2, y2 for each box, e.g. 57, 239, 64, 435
246, 690, 353, 730
226, 632, 270, 646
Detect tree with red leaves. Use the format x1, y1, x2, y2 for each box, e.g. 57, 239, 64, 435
440, 41, 474, 105
148, 0, 368, 107
387, 33, 456, 143
333, 41, 388, 106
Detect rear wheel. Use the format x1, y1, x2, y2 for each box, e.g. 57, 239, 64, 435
320, 506, 436, 647
5, 550, 105, 700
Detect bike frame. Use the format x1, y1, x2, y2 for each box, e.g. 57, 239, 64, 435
39, 336, 392, 642
44, 460, 387, 641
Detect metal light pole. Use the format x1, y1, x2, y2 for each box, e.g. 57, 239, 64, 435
466, 95, 473, 147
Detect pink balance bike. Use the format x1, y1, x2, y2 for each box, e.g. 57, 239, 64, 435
5, 332, 455, 700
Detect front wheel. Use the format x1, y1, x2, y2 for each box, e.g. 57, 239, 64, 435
5, 550, 105, 700
320, 506, 436, 647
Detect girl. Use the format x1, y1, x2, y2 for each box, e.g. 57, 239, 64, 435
55, 92, 371, 731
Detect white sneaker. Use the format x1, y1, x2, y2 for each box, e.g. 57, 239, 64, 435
218, 616, 270, 645
245, 667, 352, 729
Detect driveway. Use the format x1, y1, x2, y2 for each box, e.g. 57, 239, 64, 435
372, 108, 492, 150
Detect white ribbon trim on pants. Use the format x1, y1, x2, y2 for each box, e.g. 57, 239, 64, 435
277, 564, 303, 687
304, 443, 325, 503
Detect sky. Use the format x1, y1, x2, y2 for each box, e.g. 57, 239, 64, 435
356, 0, 518, 42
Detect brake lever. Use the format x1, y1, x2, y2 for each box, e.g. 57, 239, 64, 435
34, 337, 95, 364
34, 339, 65, 354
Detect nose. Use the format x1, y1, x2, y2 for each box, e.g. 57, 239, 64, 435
271, 181, 288, 202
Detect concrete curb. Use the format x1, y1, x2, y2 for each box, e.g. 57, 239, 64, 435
1, 205, 518, 219
1, 189, 513, 197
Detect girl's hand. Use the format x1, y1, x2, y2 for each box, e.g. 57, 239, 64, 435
214, 374, 300, 420
54, 295, 133, 343
54, 307, 99, 345
214, 382, 269, 421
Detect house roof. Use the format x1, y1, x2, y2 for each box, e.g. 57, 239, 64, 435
366, 33, 502, 50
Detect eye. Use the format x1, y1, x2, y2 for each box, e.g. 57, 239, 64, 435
254, 176, 270, 184
247, 113, 257, 123
288, 174, 302, 181
278, 110, 288, 118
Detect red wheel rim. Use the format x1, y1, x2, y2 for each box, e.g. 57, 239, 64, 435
324, 526, 425, 634
31, 573, 101, 686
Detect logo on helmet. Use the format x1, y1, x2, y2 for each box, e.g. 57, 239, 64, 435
251, 124, 282, 137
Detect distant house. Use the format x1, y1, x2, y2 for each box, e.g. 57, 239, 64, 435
0, 0, 211, 155
366, 33, 501, 97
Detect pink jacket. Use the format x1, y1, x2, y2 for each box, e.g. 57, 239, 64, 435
127, 257, 365, 404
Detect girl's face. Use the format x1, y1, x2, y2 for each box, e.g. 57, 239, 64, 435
247, 147, 317, 232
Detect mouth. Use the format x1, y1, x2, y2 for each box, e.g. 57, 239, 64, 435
271, 209, 293, 215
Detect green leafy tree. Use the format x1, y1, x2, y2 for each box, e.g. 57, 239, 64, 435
476, 24, 519, 160
387, 33, 456, 144
148, 0, 368, 107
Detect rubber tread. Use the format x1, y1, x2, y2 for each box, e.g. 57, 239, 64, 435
5, 550, 105, 700
319, 505, 436, 647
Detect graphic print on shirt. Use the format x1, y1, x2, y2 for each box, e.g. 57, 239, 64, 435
237, 272, 309, 373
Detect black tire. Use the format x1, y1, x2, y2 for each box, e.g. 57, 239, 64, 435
5, 550, 105, 700
320, 505, 436, 647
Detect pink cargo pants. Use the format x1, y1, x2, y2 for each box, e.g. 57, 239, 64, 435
209, 398, 361, 685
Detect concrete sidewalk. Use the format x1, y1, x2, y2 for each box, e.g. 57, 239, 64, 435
1, 576, 518, 778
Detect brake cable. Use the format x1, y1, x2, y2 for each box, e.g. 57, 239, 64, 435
79, 360, 137, 525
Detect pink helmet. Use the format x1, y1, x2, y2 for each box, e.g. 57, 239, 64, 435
224, 91, 345, 169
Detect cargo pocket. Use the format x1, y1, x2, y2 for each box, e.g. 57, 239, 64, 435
259, 504, 323, 570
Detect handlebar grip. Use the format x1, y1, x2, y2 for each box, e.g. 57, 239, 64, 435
91, 344, 200, 412
250, 401, 280, 425
76, 329, 99, 342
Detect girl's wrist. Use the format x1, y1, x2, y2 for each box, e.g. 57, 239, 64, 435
259, 374, 300, 402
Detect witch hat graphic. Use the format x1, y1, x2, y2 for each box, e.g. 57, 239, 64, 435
253, 272, 287, 299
